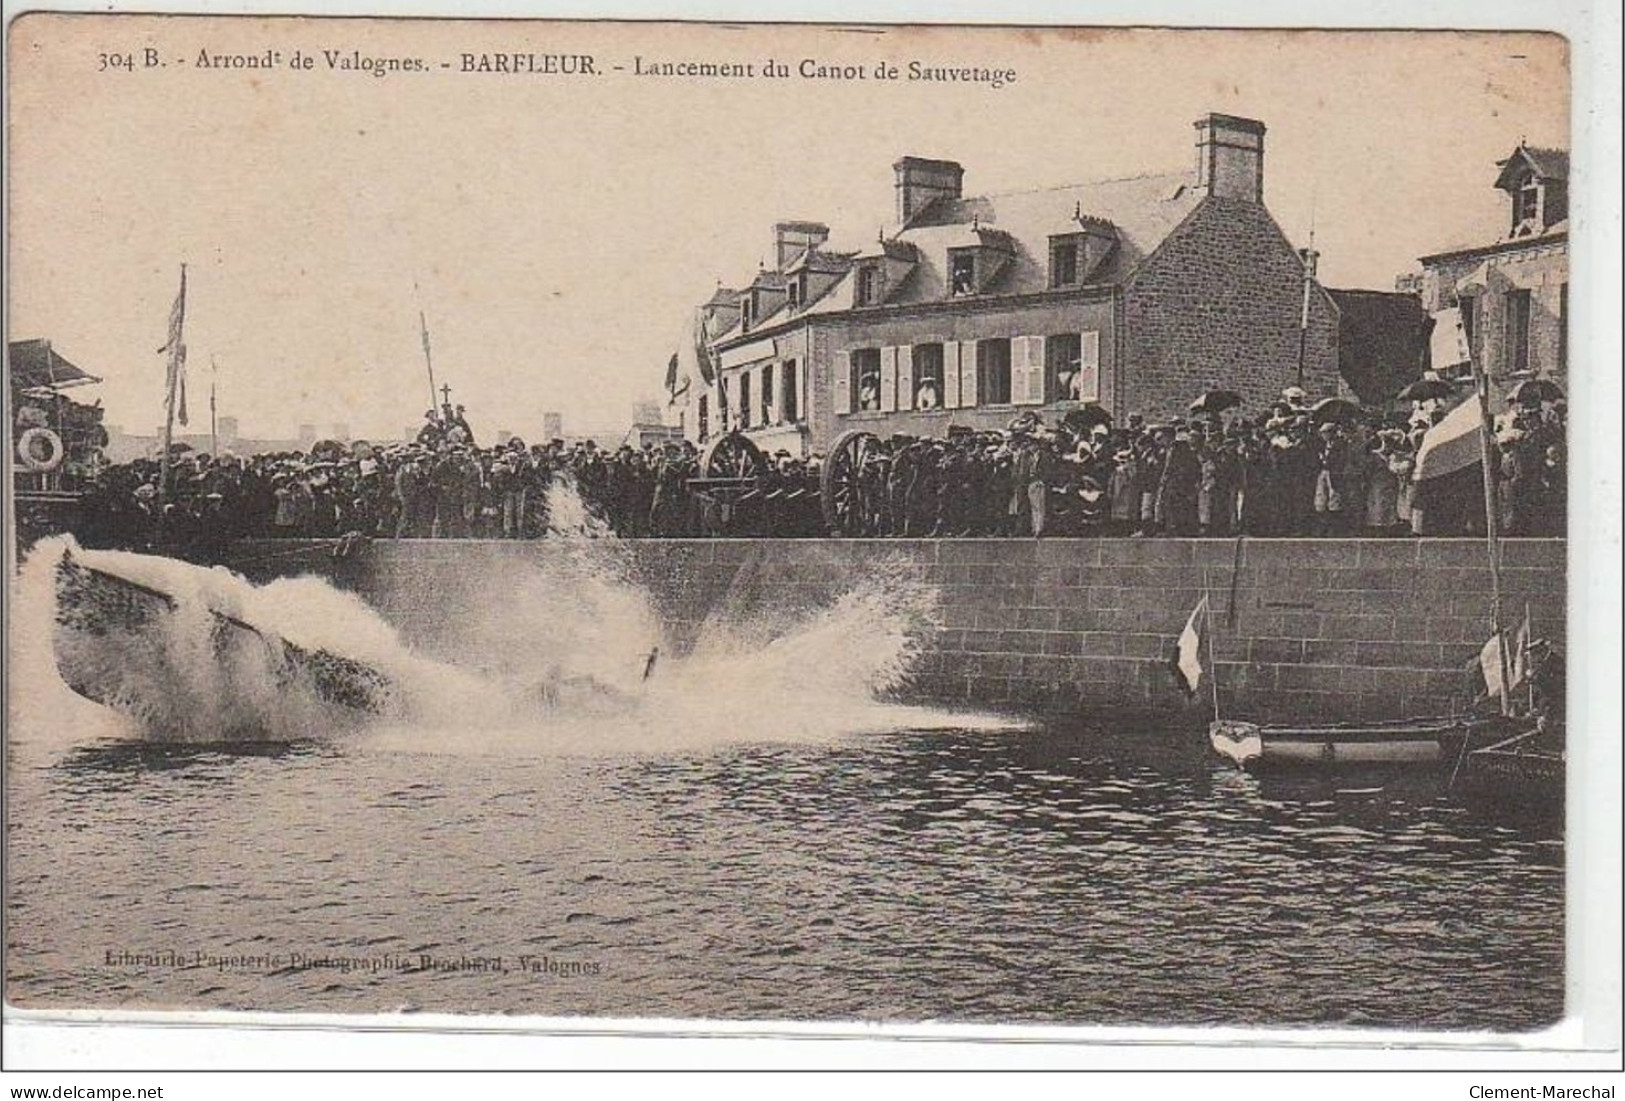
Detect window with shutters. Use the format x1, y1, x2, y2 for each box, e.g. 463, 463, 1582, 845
852, 349, 882, 411
978, 339, 1011, 405
739, 372, 752, 428
1046, 333, 1082, 401
761, 366, 775, 425
913, 344, 945, 410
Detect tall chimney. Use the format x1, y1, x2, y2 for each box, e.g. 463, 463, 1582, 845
773, 221, 830, 271
893, 157, 964, 226
1194, 114, 1266, 203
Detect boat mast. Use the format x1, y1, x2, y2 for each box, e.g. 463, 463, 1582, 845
1203, 568, 1221, 723
1469, 348, 1512, 716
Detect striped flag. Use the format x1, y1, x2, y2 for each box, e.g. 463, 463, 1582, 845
1412, 395, 1481, 482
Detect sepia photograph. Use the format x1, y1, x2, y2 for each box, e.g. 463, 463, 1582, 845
3, 7, 1617, 1072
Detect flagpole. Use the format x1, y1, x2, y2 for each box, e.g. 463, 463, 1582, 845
157, 263, 187, 546
419, 308, 438, 417
1469, 348, 1511, 716
1202, 568, 1220, 723
209, 354, 219, 456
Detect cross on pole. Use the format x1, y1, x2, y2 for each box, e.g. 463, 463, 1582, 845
440, 383, 453, 406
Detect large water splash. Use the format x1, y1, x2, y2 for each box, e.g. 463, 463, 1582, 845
14, 532, 1027, 757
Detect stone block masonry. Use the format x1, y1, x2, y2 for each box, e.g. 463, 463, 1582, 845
229, 537, 1565, 724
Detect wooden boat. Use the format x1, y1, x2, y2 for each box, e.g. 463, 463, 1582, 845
53, 548, 394, 716
1209, 714, 1512, 772
1458, 723, 1565, 806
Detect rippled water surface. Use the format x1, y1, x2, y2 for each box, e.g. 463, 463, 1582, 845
6, 724, 1563, 1030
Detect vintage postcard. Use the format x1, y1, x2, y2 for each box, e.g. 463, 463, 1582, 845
4, 9, 1614, 1068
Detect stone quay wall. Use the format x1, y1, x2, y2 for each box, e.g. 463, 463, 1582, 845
229, 537, 1566, 723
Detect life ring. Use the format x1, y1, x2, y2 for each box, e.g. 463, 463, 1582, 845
17, 427, 65, 472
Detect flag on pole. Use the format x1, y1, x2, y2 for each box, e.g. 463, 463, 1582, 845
1509, 606, 1532, 689
1429, 306, 1471, 373
1172, 596, 1208, 696
158, 267, 189, 426
665, 352, 691, 407
1479, 630, 1507, 702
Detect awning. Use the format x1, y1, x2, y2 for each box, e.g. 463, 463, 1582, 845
9, 339, 101, 390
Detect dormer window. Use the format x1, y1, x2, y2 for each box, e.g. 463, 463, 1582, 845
787, 276, 803, 310
1514, 173, 1541, 228
855, 265, 881, 307
739, 295, 754, 331
949, 250, 977, 296
1050, 237, 1081, 288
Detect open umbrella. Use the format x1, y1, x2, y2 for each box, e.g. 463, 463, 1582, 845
1310, 397, 1361, 424
1189, 389, 1243, 416
309, 439, 347, 459
166, 441, 193, 455
1509, 378, 1565, 406
1395, 377, 1457, 403
1060, 405, 1113, 434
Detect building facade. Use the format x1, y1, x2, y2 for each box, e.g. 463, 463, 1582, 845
1413, 143, 1569, 387
687, 113, 1342, 456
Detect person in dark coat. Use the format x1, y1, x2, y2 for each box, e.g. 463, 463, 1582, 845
1156, 426, 1201, 536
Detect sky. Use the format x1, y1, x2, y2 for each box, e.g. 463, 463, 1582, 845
8, 17, 1569, 443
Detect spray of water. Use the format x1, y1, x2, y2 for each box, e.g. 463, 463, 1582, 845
14, 529, 1028, 757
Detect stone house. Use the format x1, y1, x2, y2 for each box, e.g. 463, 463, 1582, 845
1413, 143, 1569, 387
690, 113, 1341, 455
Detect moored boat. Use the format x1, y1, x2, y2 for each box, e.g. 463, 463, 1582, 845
1208, 714, 1514, 771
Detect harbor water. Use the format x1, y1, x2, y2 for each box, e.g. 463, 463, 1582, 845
5, 538, 1564, 1031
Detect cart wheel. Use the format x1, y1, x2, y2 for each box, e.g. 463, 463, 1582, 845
820, 429, 878, 537
700, 431, 768, 481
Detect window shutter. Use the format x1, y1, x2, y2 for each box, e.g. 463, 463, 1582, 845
960, 342, 979, 407
944, 342, 962, 409
1010, 339, 1028, 404
1078, 331, 1101, 402
896, 344, 915, 411
1026, 336, 1047, 404
834, 351, 851, 415
879, 346, 898, 413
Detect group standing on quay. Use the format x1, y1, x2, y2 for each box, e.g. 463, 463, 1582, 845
69, 386, 1567, 555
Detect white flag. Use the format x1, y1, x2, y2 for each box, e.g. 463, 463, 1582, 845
1479, 631, 1507, 701
1429, 306, 1471, 372
1174, 596, 1207, 696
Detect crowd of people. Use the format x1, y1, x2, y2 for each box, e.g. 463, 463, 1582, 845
69, 386, 1566, 553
